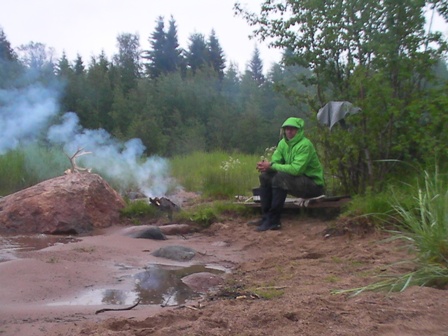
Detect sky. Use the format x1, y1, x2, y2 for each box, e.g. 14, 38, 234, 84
1, 1, 446, 73
0, 0, 282, 73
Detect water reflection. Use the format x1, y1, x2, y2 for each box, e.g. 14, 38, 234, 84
49, 264, 225, 307
0, 234, 80, 262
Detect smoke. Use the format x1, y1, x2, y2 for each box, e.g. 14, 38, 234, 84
0, 84, 58, 154
0, 81, 173, 197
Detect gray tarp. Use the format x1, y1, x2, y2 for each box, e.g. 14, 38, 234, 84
317, 101, 361, 130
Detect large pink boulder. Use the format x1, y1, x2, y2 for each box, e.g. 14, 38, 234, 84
0, 173, 125, 235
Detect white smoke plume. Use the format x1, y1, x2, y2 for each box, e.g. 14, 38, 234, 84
0, 84, 58, 154
0, 82, 173, 197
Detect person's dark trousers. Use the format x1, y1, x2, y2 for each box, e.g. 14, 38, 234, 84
259, 186, 272, 219
256, 187, 288, 232
246, 185, 272, 227
252, 172, 275, 227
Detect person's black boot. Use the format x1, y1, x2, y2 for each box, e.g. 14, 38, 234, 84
256, 188, 287, 232
249, 186, 272, 227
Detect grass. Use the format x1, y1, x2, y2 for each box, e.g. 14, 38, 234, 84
170, 151, 260, 198
173, 201, 251, 228
120, 199, 159, 218
0, 144, 69, 195
334, 168, 448, 295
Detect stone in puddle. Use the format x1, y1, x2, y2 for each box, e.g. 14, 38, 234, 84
181, 272, 224, 292
151, 245, 196, 261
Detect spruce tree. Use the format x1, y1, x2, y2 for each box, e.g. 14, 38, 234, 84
207, 30, 226, 79
186, 33, 208, 74
144, 16, 167, 79
247, 46, 265, 86
165, 16, 183, 73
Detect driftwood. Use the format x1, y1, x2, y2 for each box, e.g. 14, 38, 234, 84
95, 299, 141, 315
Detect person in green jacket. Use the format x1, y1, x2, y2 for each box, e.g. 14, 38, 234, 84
254, 117, 325, 232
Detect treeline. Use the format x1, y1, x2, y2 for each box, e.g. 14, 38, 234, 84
0, 17, 309, 158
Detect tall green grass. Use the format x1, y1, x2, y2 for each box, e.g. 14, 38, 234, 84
335, 168, 448, 295
0, 145, 68, 195
170, 151, 260, 198
0, 150, 28, 195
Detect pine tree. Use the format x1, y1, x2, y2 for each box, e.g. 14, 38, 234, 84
165, 16, 183, 73
207, 30, 226, 79
73, 54, 85, 75
144, 16, 167, 79
0, 27, 21, 88
247, 46, 265, 86
186, 33, 208, 74
0, 28, 17, 61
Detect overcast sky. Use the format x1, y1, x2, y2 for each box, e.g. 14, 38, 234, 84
0, 0, 282, 73
0, 1, 446, 74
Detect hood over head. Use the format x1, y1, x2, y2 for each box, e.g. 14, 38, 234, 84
282, 117, 304, 129
281, 117, 305, 143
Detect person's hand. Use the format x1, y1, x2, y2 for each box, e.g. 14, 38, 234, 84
256, 160, 271, 172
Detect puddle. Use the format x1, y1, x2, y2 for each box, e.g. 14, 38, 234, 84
0, 234, 80, 262
49, 264, 226, 307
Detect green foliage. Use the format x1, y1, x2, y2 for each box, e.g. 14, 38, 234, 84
174, 200, 249, 228
342, 184, 412, 226
177, 204, 218, 228
120, 199, 159, 219
0, 150, 28, 195
390, 169, 448, 266
170, 151, 260, 198
0, 145, 68, 195
335, 167, 448, 295
236, 0, 448, 194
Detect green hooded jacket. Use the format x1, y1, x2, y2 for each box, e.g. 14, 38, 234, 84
270, 117, 324, 186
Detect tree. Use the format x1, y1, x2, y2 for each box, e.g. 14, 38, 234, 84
236, 0, 448, 194
0, 28, 16, 62
77, 52, 114, 130
165, 16, 184, 74
143, 16, 185, 79
73, 54, 85, 75
17, 42, 55, 72
207, 30, 226, 79
113, 33, 141, 93
247, 46, 264, 85
144, 16, 167, 79
16, 42, 56, 85
186, 33, 208, 74
0, 27, 21, 88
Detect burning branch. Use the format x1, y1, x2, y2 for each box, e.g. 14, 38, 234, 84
149, 197, 180, 220
65, 147, 92, 174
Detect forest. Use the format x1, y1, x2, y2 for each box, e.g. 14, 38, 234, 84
1, 0, 448, 195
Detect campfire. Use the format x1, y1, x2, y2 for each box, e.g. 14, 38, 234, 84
149, 197, 180, 220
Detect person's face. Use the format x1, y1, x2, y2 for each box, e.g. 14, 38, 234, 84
284, 126, 298, 140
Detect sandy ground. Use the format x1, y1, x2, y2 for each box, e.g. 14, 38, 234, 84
1, 209, 448, 336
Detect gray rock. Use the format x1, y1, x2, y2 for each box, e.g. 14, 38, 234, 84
131, 226, 167, 240
181, 272, 224, 292
151, 245, 196, 261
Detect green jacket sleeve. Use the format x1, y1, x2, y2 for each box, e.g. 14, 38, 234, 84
271, 140, 313, 176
